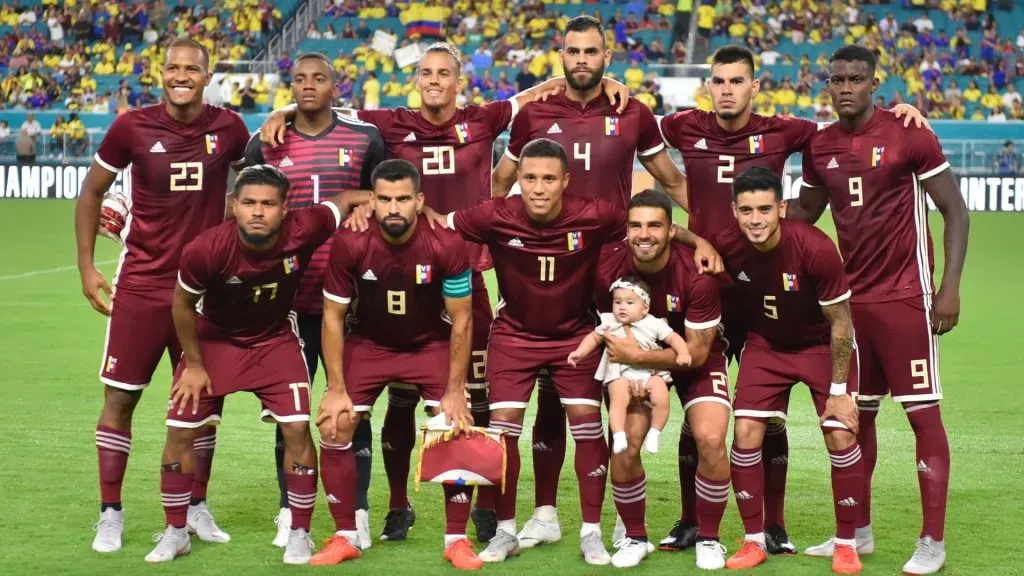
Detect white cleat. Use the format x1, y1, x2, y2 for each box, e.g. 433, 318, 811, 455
581, 531, 612, 566
695, 540, 727, 570
272, 507, 291, 548
611, 537, 649, 568
804, 526, 875, 557
355, 509, 372, 550
282, 528, 314, 565
479, 529, 520, 563
144, 526, 191, 563
902, 536, 945, 575
517, 517, 561, 549
187, 501, 230, 543
92, 508, 125, 553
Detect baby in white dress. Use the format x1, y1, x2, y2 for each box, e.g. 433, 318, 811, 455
568, 276, 691, 454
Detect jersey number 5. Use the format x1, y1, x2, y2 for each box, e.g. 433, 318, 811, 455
170, 162, 203, 192
423, 146, 455, 175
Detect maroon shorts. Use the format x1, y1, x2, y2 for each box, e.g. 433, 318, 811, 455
166, 337, 311, 428
486, 332, 602, 409
100, 287, 180, 390
671, 338, 732, 412
468, 271, 493, 390
733, 341, 860, 431
345, 336, 449, 412
852, 297, 941, 403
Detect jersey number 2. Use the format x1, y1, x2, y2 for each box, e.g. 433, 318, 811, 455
717, 155, 735, 184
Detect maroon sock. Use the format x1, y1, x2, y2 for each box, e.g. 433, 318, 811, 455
381, 396, 418, 510
444, 484, 473, 535
532, 383, 566, 509
612, 474, 647, 539
730, 445, 764, 536
191, 431, 216, 502
286, 469, 318, 531
491, 420, 522, 522
160, 469, 193, 528
828, 443, 864, 540
762, 422, 789, 529
695, 471, 730, 539
320, 439, 356, 531
856, 400, 880, 528
568, 413, 608, 524
96, 425, 131, 507
906, 403, 949, 541
678, 421, 698, 525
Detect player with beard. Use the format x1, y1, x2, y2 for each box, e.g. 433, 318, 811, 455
260, 43, 630, 544
244, 52, 385, 549
790, 46, 968, 575
654, 45, 928, 555
76, 38, 250, 554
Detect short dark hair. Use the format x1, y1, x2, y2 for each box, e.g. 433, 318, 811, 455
294, 52, 336, 80
167, 37, 210, 72
629, 189, 673, 222
830, 45, 877, 74
371, 159, 421, 193
711, 45, 756, 77
732, 166, 783, 201
564, 15, 605, 39
422, 42, 462, 76
519, 138, 568, 172
233, 165, 290, 201
612, 274, 652, 301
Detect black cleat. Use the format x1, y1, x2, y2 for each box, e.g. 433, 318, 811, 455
380, 505, 416, 541
470, 508, 497, 543
658, 520, 699, 552
765, 524, 797, 555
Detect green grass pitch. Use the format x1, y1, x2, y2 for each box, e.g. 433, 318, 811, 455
1, 202, 1021, 575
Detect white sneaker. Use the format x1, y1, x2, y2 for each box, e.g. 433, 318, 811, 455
581, 531, 611, 565
355, 509, 372, 550
479, 529, 520, 563
612, 515, 626, 544
272, 508, 291, 548
92, 508, 124, 553
902, 536, 945, 575
695, 540, 727, 570
611, 537, 649, 568
517, 517, 561, 548
187, 502, 230, 543
804, 526, 875, 557
144, 526, 191, 563
282, 528, 314, 565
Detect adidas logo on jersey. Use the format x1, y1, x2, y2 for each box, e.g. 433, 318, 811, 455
588, 464, 607, 477
508, 238, 524, 247
547, 123, 562, 134
362, 269, 378, 281
917, 460, 932, 473
404, 132, 416, 142
326, 494, 341, 504
737, 271, 751, 282
837, 497, 858, 507
226, 276, 242, 284
280, 157, 294, 167
448, 492, 469, 504
694, 138, 708, 150
735, 490, 754, 500
355, 448, 372, 458
827, 157, 840, 170
150, 142, 166, 153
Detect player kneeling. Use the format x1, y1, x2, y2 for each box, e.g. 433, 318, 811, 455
145, 166, 353, 564
313, 159, 481, 570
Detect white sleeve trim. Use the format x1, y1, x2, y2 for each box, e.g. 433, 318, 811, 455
446, 212, 456, 230
506, 97, 520, 130
657, 115, 670, 146
177, 273, 205, 295
638, 141, 666, 158
322, 290, 352, 304
94, 153, 124, 174
917, 161, 950, 181
684, 316, 721, 330
321, 201, 342, 228
503, 147, 519, 162
818, 289, 852, 307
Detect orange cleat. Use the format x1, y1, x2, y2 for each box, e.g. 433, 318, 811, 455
444, 538, 484, 570
726, 540, 769, 570
309, 534, 362, 566
832, 543, 863, 574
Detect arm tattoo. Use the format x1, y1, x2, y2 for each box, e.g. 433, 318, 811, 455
822, 301, 854, 384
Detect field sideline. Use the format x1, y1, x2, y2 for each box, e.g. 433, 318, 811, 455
1, 202, 1021, 575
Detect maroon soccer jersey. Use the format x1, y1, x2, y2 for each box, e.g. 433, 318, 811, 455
450, 195, 626, 343
801, 107, 950, 304
177, 203, 341, 346
659, 110, 819, 237
504, 95, 665, 211
709, 220, 851, 350
94, 104, 250, 290
322, 215, 470, 350
244, 112, 385, 314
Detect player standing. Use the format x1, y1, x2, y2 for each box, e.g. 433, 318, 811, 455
312, 159, 479, 569
75, 38, 251, 553
594, 190, 725, 568
791, 46, 969, 575
244, 52, 384, 549
145, 166, 350, 564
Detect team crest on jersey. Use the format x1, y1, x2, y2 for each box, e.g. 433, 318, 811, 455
748, 134, 764, 154
205, 133, 219, 155
339, 148, 352, 167
416, 264, 433, 284
105, 355, 118, 373
666, 295, 682, 312
605, 116, 620, 136
782, 273, 799, 292
455, 123, 472, 143
871, 146, 886, 167
567, 231, 583, 251
283, 255, 300, 274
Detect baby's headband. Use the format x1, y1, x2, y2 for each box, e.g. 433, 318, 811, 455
609, 278, 650, 307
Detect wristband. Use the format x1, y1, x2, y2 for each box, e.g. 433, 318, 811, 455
830, 382, 848, 396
